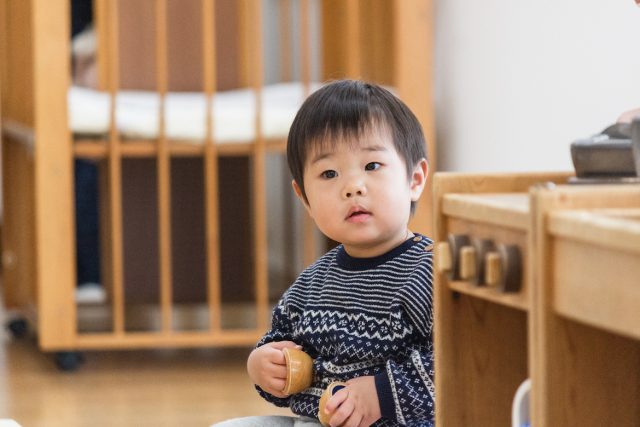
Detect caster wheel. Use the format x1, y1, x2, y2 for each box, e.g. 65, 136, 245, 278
54, 351, 85, 372
6, 318, 28, 339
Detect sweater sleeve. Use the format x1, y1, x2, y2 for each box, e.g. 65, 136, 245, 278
374, 248, 435, 425
374, 348, 435, 425
253, 295, 296, 407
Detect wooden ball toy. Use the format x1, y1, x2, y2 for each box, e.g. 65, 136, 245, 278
282, 347, 314, 395
318, 381, 348, 426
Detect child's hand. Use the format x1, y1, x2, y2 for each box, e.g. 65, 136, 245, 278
247, 341, 301, 398
323, 376, 381, 427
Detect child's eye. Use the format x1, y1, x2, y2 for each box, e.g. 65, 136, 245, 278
365, 162, 381, 171
321, 170, 337, 179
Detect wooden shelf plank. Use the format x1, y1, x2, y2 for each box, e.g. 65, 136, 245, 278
548, 209, 640, 256
443, 193, 530, 230
74, 138, 287, 158
448, 280, 528, 311
551, 221, 640, 339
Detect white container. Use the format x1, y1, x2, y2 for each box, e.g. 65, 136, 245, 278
512, 378, 531, 427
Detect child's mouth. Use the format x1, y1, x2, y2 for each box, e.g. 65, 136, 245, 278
346, 210, 371, 222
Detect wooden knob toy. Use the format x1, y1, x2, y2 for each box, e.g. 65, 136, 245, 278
282, 347, 314, 395
481, 244, 523, 292
318, 381, 348, 426
496, 243, 522, 293
459, 245, 477, 280
446, 234, 471, 281
435, 242, 452, 273
484, 251, 502, 287
470, 238, 496, 286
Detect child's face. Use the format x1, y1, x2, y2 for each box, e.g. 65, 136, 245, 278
293, 128, 428, 258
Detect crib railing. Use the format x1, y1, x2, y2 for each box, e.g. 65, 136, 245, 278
77, 0, 311, 347
1, 0, 434, 362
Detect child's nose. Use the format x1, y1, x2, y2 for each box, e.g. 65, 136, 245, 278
343, 180, 367, 198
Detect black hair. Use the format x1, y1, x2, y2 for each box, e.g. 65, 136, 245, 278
287, 79, 428, 209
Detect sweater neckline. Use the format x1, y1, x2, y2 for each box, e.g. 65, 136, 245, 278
335, 234, 424, 271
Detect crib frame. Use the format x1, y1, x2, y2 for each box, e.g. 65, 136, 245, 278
0, 0, 434, 354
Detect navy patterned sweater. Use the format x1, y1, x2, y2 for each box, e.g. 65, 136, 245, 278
255, 234, 435, 426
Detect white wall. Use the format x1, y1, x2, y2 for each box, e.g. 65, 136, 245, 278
435, 0, 640, 173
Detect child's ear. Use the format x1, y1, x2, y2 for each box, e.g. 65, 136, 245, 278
409, 159, 429, 201
292, 180, 313, 215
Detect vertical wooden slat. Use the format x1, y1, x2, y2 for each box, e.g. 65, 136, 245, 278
2, 1, 34, 125
361, 1, 393, 84
1, 3, 39, 322
299, 0, 310, 88
1, 140, 37, 311
393, 0, 435, 236
279, 0, 292, 82
94, 0, 110, 91
106, 0, 125, 335
345, 0, 361, 78
202, 0, 221, 333
93, 1, 113, 310
248, 0, 269, 330
237, 0, 250, 88
320, 0, 345, 80
299, 0, 316, 267
278, 0, 292, 289
0, 0, 6, 104
32, 0, 76, 349
98, 160, 113, 307
155, 0, 173, 333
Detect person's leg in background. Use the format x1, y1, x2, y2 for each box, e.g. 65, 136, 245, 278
71, 0, 103, 302
74, 159, 102, 302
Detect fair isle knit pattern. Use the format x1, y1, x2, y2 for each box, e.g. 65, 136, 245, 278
256, 235, 435, 427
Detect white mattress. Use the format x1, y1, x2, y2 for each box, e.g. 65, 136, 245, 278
69, 82, 321, 143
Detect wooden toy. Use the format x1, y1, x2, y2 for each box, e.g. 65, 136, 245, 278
318, 381, 348, 426
282, 347, 314, 395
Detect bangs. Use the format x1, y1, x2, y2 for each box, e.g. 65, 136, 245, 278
307, 116, 391, 159
291, 82, 388, 156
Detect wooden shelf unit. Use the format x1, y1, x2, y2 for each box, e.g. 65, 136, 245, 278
531, 186, 640, 427
435, 172, 640, 426
433, 172, 570, 426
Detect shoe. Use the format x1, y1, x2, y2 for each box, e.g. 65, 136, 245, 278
75, 282, 106, 304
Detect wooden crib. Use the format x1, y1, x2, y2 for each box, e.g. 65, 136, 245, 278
0, 0, 434, 368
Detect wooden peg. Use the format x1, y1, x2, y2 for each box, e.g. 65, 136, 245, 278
436, 242, 452, 273
484, 251, 502, 287
459, 246, 476, 280
497, 244, 522, 293
447, 234, 471, 281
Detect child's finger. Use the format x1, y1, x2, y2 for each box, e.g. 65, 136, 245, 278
269, 340, 302, 350
329, 397, 355, 427
267, 361, 288, 379
324, 387, 349, 413
268, 348, 287, 365
268, 377, 287, 394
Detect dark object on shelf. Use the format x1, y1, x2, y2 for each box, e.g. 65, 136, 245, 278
569, 121, 640, 184
632, 118, 640, 176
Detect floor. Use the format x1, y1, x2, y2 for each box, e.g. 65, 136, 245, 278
0, 300, 290, 427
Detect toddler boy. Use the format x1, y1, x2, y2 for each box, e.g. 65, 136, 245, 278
220, 80, 434, 427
